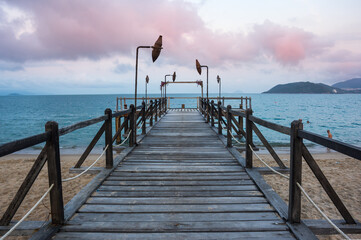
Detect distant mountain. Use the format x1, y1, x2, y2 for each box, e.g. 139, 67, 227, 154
263, 81, 345, 94
7, 93, 22, 96
332, 78, 361, 89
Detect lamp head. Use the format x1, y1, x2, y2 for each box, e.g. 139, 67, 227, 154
196, 59, 202, 75
172, 72, 176, 82
217, 75, 220, 83
146, 75, 149, 83
152, 35, 162, 62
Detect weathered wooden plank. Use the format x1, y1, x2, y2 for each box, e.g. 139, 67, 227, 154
102, 180, 254, 186
120, 163, 240, 167
110, 172, 247, 177
107, 175, 250, 181
54, 231, 295, 240
304, 219, 361, 235
93, 190, 264, 197
97, 185, 258, 192
114, 166, 243, 172
61, 220, 287, 232
69, 212, 278, 223
0, 221, 44, 236
86, 196, 268, 205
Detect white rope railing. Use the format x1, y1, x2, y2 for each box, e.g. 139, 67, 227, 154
114, 130, 132, 147
296, 182, 351, 240
62, 145, 109, 182
228, 130, 243, 145
0, 184, 54, 240
137, 120, 145, 130
249, 145, 289, 179
249, 144, 351, 240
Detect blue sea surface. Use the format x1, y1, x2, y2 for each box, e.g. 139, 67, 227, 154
0, 93, 360, 154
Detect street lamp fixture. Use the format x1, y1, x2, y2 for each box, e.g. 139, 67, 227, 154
134, 35, 162, 107
195, 59, 209, 100
145, 75, 149, 104
217, 75, 221, 100
164, 71, 176, 99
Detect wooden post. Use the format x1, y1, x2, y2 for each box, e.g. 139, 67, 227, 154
218, 101, 222, 135
115, 116, 121, 144
45, 121, 64, 225
239, 104, 243, 133
142, 101, 146, 135
206, 100, 210, 123
154, 99, 158, 122
150, 100, 153, 126
288, 120, 303, 223
245, 108, 253, 168
104, 108, 113, 169
211, 100, 215, 126
226, 105, 232, 147
129, 104, 135, 147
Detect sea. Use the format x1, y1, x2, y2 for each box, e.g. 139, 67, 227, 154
0, 93, 360, 154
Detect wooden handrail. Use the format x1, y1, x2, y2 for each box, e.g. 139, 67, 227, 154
299, 130, 361, 161
249, 115, 291, 135
0, 132, 51, 157
59, 115, 108, 136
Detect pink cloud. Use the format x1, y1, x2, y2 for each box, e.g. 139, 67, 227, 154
1, 0, 330, 67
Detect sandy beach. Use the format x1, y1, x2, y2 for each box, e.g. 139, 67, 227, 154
254, 151, 361, 240
1, 151, 360, 239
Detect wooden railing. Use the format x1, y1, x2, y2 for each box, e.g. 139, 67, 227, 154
200, 97, 361, 232
117, 96, 251, 110
0, 98, 166, 229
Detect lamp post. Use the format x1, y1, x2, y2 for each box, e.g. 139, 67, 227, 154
164, 71, 176, 99
134, 35, 162, 108
196, 59, 209, 101
217, 75, 221, 101
145, 75, 149, 104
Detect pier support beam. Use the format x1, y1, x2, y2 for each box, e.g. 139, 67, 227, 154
45, 121, 64, 225
104, 108, 113, 169
245, 108, 253, 168
288, 120, 303, 223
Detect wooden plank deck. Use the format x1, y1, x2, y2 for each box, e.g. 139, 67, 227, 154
53, 110, 296, 239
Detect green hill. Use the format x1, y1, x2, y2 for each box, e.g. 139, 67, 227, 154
263, 81, 344, 94
332, 78, 361, 89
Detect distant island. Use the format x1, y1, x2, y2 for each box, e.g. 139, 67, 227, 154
264, 78, 361, 94
332, 78, 361, 90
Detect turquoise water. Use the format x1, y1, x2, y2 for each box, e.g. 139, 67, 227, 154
0, 93, 360, 154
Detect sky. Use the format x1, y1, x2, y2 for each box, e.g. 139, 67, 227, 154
0, 0, 360, 95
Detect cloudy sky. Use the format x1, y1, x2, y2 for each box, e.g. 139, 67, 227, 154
0, 0, 360, 95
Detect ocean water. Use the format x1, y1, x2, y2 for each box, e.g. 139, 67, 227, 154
0, 93, 360, 154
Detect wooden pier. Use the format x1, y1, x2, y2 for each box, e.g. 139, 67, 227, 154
54, 109, 295, 239
1, 97, 360, 239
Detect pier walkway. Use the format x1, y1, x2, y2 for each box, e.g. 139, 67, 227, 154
54, 109, 295, 239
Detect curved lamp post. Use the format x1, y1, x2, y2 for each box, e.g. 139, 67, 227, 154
164, 71, 176, 99
134, 35, 162, 107
217, 75, 221, 100
145, 75, 149, 104
196, 59, 209, 100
